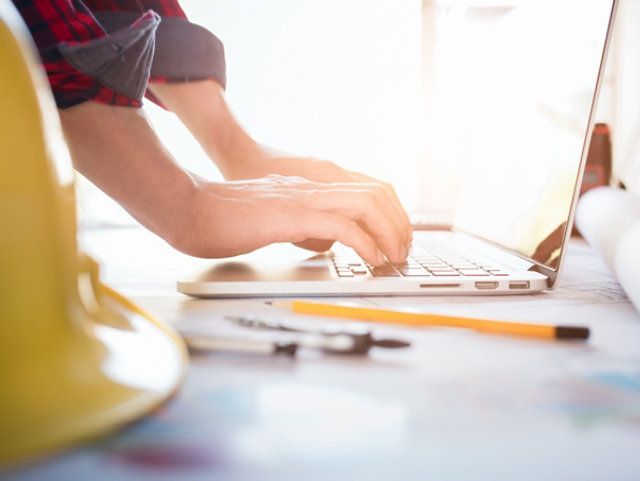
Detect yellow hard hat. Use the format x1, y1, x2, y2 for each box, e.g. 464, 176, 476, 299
0, 0, 187, 467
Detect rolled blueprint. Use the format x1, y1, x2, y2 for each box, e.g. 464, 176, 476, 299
575, 186, 640, 313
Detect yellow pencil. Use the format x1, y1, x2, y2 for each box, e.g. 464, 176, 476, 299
268, 300, 590, 341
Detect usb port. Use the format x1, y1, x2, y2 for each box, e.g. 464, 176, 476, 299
509, 281, 530, 290
475, 281, 499, 290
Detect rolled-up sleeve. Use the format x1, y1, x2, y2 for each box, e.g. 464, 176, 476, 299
12, 0, 158, 108
13, 0, 226, 109
85, 0, 227, 106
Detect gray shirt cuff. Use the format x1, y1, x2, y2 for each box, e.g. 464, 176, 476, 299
58, 12, 160, 102
94, 12, 226, 89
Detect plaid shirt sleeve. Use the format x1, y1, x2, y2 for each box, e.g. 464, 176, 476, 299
12, 0, 153, 108
13, 0, 225, 110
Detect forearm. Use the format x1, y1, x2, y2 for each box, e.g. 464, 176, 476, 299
59, 100, 410, 264
148, 80, 340, 182
148, 80, 265, 180
59, 102, 198, 248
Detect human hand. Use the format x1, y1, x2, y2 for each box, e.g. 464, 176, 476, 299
229, 152, 412, 256
174, 174, 411, 266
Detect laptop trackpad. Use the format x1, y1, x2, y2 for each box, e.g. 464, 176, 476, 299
191, 246, 335, 283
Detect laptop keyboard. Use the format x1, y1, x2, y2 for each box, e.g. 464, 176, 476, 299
332, 244, 511, 278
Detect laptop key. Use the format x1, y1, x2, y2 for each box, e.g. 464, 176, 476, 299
337, 270, 355, 277
399, 268, 430, 276
370, 265, 401, 277
351, 268, 368, 275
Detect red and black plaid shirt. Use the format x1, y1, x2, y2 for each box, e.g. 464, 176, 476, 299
13, 0, 188, 108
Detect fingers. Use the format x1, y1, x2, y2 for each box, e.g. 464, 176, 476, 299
257, 175, 412, 259
299, 159, 411, 239
347, 171, 413, 244
297, 186, 408, 264
279, 209, 387, 266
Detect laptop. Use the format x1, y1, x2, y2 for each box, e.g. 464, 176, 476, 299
179, 0, 617, 298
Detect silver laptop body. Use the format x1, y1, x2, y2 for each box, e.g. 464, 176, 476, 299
179, 0, 617, 298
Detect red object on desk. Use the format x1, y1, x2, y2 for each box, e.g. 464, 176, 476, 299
580, 123, 612, 195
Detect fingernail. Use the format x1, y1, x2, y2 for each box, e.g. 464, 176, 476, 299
377, 250, 386, 265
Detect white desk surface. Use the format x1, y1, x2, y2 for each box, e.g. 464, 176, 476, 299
6, 225, 640, 481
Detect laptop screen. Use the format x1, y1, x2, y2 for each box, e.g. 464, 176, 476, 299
453, 0, 615, 271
